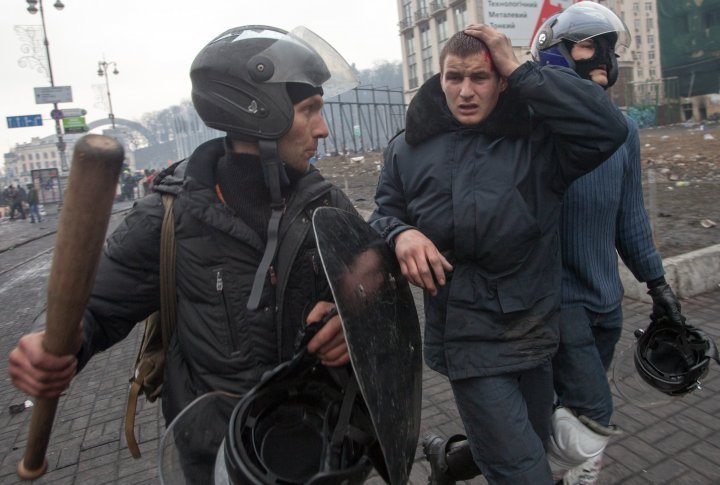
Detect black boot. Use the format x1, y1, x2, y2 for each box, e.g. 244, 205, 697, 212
423, 434, 482, 484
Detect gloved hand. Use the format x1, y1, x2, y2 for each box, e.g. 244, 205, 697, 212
647, 283, 684, 324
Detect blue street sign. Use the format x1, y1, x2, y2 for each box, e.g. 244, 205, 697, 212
6, 114, 43, 128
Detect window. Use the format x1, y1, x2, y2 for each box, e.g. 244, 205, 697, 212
637, 67, 644, 78
416, 0, 429, 22
634, 19, 641, 31
647, 34, 654, 44
635, 35, 642, 46
645, 2, 652, 12
43, 152, 48, 159
402, 0, 412, 23
422, 55, 434, 82
20, 154, 25, 161
405, 32, 415, 56
648, 50, 655, 61
420, 23, 433, 81
649, 68, 656, 78
454, 2, 467, 32
646, 17, 654, 29
703, 8, 720, 29
674, 14, 690, 34
420, 23, 431, 49
436, 13, 448, 47
23, 163, 27, 173
408, 60, 419, 89
633, 2, 639, 12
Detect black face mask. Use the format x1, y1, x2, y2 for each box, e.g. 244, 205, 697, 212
569, 35, 618, 88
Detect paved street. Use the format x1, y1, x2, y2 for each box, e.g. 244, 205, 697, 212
1, 204, 719, 484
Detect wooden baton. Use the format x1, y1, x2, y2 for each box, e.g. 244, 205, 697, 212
17, 135, 124, 480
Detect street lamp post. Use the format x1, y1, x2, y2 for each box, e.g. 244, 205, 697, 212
25, 0, 68, 173
97, 59, 119, 129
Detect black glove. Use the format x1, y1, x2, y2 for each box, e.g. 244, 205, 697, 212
647, 282, 684, 324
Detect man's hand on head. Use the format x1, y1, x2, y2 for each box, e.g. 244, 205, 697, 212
464, 24, 521, 79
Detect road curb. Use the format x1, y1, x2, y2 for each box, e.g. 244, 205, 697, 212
621, 243, 720, 302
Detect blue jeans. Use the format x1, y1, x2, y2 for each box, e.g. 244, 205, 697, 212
29, 204, 41, 223
450, 361, 555, 485
552, 305, 623, 426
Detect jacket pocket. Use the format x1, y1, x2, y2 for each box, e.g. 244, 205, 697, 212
473, 188, 540, 277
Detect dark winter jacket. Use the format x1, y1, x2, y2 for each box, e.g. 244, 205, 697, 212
27, 188, 39, 206
370, 62, 628, 379
78, 137, 356, 422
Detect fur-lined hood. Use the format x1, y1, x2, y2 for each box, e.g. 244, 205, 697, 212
404, 73, 533, 146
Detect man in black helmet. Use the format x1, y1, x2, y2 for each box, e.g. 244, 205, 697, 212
8, 24, 358, 464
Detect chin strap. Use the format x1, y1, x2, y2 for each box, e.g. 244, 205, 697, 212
247, 139, 287, 311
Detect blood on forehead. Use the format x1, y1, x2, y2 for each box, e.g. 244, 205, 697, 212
482, 50, 495, 72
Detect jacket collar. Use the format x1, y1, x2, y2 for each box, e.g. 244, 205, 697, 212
405, 73, 532, 146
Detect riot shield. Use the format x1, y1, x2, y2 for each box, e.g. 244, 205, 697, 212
312, 207, 423, 485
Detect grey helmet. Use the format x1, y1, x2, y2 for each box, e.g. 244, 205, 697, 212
531, 1, 630, 88
190, 25, 357, 140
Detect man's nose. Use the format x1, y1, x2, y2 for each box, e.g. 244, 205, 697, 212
315, 115, 330, 139
459, 78, 474, 98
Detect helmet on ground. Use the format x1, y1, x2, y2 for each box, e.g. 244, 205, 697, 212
633, 316, 720, 396
190, 25, 357, 140
216, 322, 388, 485
531, 1, 630, 87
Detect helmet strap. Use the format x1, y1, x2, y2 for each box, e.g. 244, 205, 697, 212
247, 139, 287, 311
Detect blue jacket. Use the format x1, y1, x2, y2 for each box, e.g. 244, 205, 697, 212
370, 62, 628, 378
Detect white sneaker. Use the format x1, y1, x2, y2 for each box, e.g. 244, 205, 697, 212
563, 453, 603, 485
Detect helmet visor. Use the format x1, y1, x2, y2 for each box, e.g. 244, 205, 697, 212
257, 26, 359, 99
552, 1, 631, 54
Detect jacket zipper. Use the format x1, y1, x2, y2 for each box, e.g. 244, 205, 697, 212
215, 269, 239, 353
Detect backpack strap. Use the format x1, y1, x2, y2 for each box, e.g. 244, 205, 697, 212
159, 193, 177, 352
125, 359, 155, 458
125, 193, 177, 458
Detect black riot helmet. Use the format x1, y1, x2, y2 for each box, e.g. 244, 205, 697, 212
531, 1, 630, 88
217, 322, 388, 485
191, 26, 358, 313
633, 316, 720, 396
190, 25, 358, 140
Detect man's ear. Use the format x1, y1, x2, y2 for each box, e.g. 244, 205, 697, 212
499, 76, 508, 92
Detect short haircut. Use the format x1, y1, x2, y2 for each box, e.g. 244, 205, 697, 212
439, 32, 491, 73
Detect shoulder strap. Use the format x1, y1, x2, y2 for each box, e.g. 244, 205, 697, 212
126, 193, 176, 459
159, 193, 177, 351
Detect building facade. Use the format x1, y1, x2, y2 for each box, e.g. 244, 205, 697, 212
396, 0, 664, 109
4, 130, 136, 190
3, 135, 72, 187
397, 0, 483, 100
